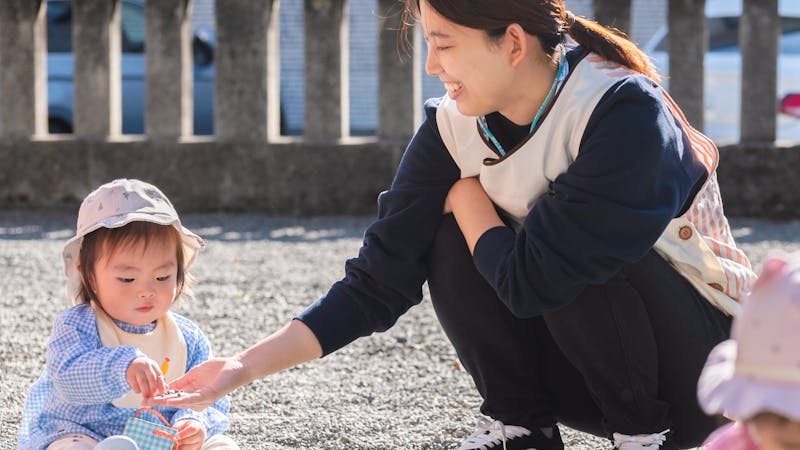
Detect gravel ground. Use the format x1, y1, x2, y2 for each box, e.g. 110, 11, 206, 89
2, 211, 799, 450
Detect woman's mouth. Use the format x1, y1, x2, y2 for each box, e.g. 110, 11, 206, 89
444, 81, 463, 99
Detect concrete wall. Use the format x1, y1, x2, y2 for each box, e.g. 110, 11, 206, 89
1, 0, 797, 218
0, 137, 404, 215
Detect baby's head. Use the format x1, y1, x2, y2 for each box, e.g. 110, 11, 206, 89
62, 179, 204, 324
699, 251, 800, 448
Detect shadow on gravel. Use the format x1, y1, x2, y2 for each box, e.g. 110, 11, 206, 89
0, 211, 372, 243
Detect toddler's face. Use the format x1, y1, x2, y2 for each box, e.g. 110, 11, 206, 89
91, 237, 178, 326
752, 413, 800, 450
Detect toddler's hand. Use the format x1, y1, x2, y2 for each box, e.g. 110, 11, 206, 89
174, 419, 206, 450
126, 356, 167, 398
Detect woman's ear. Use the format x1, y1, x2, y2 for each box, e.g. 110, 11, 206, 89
505, 23, 528, 67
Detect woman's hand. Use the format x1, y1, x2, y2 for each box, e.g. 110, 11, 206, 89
146, 357, 246, 411
173, 419, 206, 450
446, 177, 505, 253
126, 356, 167, 398
145, 320, 323, 411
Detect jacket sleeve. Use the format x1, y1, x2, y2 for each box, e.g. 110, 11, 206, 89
296, 98, 461, 355
472, 77, 709, 318
47, 307, 143, 405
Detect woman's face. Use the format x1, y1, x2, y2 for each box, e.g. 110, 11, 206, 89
419, 0, 518, 117
751, 413, 800, 450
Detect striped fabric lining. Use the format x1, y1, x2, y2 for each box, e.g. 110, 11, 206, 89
661, 91, 756, 302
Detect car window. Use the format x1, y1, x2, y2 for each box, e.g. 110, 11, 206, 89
708, 17, 739, 52
121, 2, 145, 53
47, 1, 72, 53
653, 16, 800, 53
46, 1, 145, 54
783, 31, 800, 54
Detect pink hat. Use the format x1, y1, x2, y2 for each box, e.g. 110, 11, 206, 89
698, 251, 800, 421
62, 179, 204, 305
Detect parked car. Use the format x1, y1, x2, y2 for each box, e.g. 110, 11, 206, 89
47, 0, 215, 135
644, 0, 800, 144
782, 93, 800, 118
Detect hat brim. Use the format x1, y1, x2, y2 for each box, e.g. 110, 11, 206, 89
62, 213, 204, 305
698, 340, 800, 421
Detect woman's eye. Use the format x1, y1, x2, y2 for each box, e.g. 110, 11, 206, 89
437, 46, 451, 52
156, 276, 171, 282
118, 278, 134, 283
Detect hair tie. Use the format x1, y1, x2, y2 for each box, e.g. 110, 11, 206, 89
562, 11, 575, 33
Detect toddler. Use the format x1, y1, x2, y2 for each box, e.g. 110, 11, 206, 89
18, 179, 239, 450
698, 252, 800, 450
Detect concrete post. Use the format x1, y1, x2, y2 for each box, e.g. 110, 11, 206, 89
146, 0, 193, 140
740, 0, 778, 144
0, 0, 47, 139
593, 0, 632, 37
668, 0, 706, 130
377, 0, 418, 141
305, 0, 347, 140
73, 0, 121, 139
215, 1, 275, 141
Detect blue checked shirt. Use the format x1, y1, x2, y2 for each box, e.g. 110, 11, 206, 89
18, 305, 230, 450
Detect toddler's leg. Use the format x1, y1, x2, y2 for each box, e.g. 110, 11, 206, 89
46, 434, 98, 450
200, 434, 241, 449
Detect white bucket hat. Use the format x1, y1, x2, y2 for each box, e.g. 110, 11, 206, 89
698, 251, 800, 421
62, 179, 204, 305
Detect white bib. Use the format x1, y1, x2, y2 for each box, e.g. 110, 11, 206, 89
92, 302, 188, 408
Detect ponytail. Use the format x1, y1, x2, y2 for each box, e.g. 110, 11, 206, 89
567, 14, 661, 83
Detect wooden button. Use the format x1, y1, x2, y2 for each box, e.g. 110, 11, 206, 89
710, 283, 724, 292
678, 226, 693, 240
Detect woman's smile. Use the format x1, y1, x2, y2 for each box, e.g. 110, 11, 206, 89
444, 81, 463, 99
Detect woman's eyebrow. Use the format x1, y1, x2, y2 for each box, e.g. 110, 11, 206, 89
425, 30, 452, 40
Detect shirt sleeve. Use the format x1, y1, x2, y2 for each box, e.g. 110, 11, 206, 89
296, 97, 461, 355
47, 306, 143, 405
472, 76, 709, 318
170, 315, 230, 437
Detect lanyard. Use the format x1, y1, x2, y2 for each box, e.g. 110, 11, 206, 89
477, 53, 569, 157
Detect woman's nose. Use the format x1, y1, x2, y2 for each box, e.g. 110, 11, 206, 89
425, 47, 441, 76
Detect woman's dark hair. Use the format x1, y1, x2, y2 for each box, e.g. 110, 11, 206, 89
77, 222, 189, 305
402, 0, 660, 82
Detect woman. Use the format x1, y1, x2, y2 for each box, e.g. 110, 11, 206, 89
149, 1, 756, 449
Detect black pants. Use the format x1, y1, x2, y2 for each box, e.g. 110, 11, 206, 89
426, 215, 731, 448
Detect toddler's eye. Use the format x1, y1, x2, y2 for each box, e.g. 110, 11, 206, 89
118, 278, 134, 283
156, 276, 171, 282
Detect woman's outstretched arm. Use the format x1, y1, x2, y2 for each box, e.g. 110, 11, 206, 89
146, 319, 322, 411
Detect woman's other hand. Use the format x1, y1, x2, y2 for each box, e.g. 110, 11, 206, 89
446, 177, 505, 253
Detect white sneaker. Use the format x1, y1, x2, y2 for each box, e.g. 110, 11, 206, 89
457, 417, 552, 450
93, 435, 139, 450
612, 429, 670, 450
